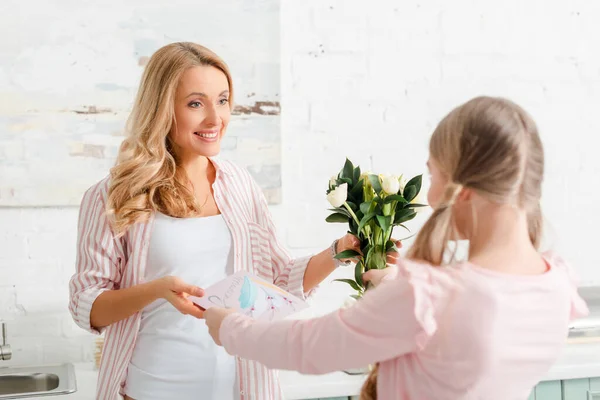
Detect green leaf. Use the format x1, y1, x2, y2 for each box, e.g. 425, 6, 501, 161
373, 252, 387, 269
343, 158, 354, 180
405, 175, 423, 195
350, 179, 364, 197
355, 209, 364, 221
353, 166, 361, 184
395, 210, 417, 224
340, 177, 353, 186
334, 249, 361, 260
403, 185, 417, 202
333, 278, 362, 292
345, 201, 357, 210
398, 232, 417, 241
394, 208, 415, 219
409, 203, 429, 208
365, 247, 386, 270
383, 195, 408, 204
358, 212, 376, 234
347, 193, 359, 205
350, 294, 362, 300
376, 215, 392, 232
396, 206, 415, 218
364, 246, 374, 270
349, 218, 359, 235
386, 240, 400, 253
393, 204, 407, 216
361, 242, 371, 256
359, 201, 372, 215
368, 174, 382, 194
329, 208, 351, 218
326, 213, 349, 223
355, 260, 365, 288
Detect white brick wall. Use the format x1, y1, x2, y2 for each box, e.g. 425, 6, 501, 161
1, 0, 600, 367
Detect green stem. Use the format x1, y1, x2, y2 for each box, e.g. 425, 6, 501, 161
373, 225, 382, 255
382, 203, 392, 216
363, 225, 373, 246
343, 202, 361, 226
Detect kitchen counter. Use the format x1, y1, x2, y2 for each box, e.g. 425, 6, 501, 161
18, 340, 600, 400
544, 340, 600, 382
21, 363, 365, 400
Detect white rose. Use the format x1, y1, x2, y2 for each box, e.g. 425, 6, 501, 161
381, 175, 401, 195
327, 183, 348, 208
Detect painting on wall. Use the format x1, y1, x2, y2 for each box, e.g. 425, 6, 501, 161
0, 0, 281, 206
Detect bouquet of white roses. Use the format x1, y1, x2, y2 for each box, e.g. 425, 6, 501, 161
326, 158, 426, 298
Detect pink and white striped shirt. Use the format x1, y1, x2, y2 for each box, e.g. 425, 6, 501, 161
220, 253, 589, 400
68, 158, 313, 400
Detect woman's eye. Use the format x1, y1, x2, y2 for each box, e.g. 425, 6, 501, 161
189, 101, 202, 108
219, 98, 229, 105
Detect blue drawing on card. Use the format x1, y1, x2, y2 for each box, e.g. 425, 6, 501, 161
207, 275, 297, 320
239, 276, 258, 309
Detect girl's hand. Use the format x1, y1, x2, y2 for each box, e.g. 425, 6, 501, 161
362, 240, 402, 288
386, 239, 403, 265
204, 307, 238, 346
362, 267, 396, 287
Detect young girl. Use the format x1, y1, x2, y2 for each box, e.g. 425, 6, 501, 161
205, 96, 589, 400
68, 42, 359, 400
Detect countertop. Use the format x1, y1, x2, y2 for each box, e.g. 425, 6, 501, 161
21, 363, 365, 400
18, 340, 600, 400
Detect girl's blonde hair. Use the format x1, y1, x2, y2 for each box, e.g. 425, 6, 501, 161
360, 96, 544, 399
107, 42, 234, 236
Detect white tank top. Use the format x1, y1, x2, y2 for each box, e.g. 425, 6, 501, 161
125, 213, 237, 400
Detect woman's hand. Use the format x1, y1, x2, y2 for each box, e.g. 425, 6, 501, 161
204, 307, 238, 346
335, 233, 361, 262
336, 234, 403, 265
155, 276, 205, 318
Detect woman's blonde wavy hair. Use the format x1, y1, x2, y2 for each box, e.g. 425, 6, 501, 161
107, 42, 234, 236
360, 96, 545, 400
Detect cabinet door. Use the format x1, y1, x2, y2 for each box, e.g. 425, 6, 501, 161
563, 378, 591, 400
534, 380, 561, 400
589, 377, 600, 400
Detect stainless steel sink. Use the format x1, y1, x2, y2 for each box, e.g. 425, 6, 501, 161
0, 364, 76, 399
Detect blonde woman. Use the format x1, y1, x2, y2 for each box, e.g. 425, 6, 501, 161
204, 97, 589, 400
68, 42, 359, 400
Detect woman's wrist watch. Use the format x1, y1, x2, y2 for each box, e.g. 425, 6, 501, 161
331, 239, 352, 268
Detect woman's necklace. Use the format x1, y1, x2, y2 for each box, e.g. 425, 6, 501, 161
197, 192, 210, 209
190, 181, 210, 213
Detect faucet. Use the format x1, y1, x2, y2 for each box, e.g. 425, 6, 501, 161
0, 322, 11, 361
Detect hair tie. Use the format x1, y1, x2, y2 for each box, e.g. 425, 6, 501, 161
447, 183, 464, 206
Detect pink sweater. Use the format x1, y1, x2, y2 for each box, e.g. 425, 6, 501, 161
220, 252, 589, 400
